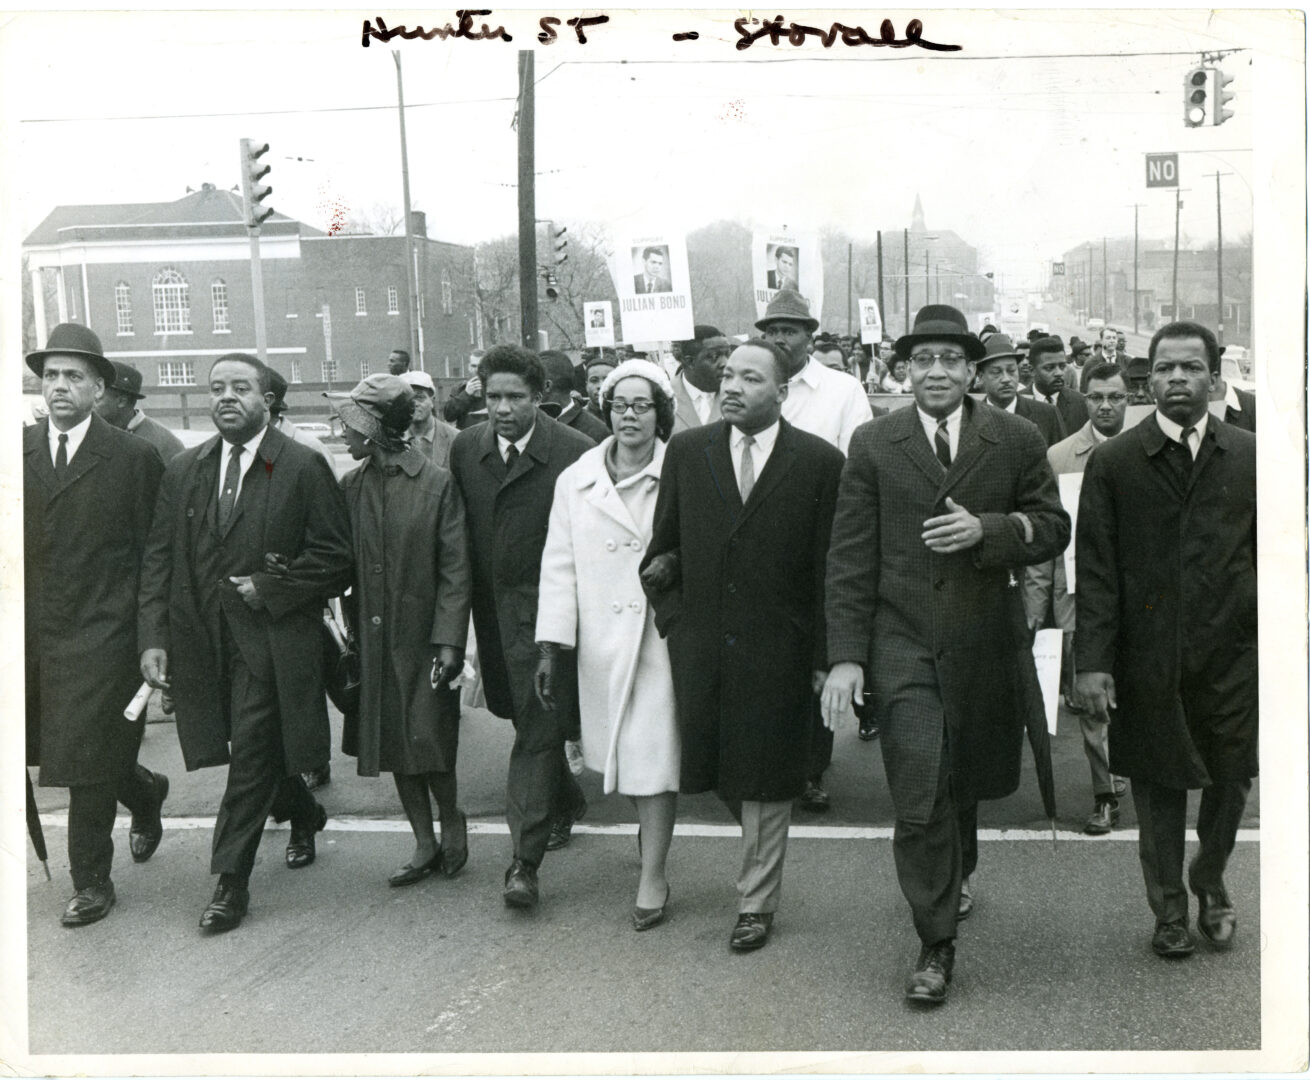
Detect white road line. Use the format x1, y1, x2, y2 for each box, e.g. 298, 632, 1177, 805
36, 814, 1259, 843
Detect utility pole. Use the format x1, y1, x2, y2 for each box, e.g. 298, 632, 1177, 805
846, 242, 853, 335
902, 228, 910, 334
394, 52, 422, 370
516, 50, 538, 350
1086, 244, 1093, 321
1171, 188, 1187, 323
1206, 171, 1231, 346
1101, 236, 1108, 322
876, 230, 885, 339
1128, 203, 1144, 334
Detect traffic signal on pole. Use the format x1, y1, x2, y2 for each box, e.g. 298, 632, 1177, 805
1212, 66, 1235, 125
239, 138, 274, 228
1184, 66, 1210, 127
549, 223, 568, 266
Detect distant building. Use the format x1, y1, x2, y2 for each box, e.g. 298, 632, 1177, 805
23, 184, 478, 420
884, 195, 993, 318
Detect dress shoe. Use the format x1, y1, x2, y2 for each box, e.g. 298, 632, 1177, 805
286, 801, 328, 869
906, 940, 955, 1004
302, 764, 331, 791
388, 849, 443, 887
129, 770, 170, 863
545, 799, 587, 851
1194, 887, 1237, 950
1151, 920, 1196, 958
503, 858, 539, 909
632, 886, 670, 932
858, 716, 880, 741
957, 876, 974, 920
441, 809, 469, 877
199, 880, 250, 932
729, 912, 773, 951
798, 780, 830, 813
1084, 799, 1120, 836
60, 880, 116, 927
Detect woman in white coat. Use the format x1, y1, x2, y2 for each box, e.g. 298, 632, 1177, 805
534, 359, 680, 931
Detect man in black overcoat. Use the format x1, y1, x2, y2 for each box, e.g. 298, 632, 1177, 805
822, 305, 1069, 1004
25, 324, 169, 926
1020, 335, 1088, 440
138, 353, 352, 932
641, 339, 844, 952
1075, 321, 1257, 959
448, 345, 593, 909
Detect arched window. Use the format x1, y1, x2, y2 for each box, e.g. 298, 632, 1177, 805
211, 279, 230, 333
114, 282, 133, 335
152, 268, 191, 333
440, 269, 453, 315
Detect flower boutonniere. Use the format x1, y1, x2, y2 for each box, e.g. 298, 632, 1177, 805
264, 459, 273, 478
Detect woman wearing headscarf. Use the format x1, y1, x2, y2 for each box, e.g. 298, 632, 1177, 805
534, 359, 680, 930
335, 374, 474, 886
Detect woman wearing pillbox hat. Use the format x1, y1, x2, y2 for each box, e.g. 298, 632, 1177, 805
333, 374, 476, 885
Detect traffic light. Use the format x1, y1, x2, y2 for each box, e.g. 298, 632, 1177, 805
1184, 66, 1210, 127
1212, 66, 1235, 126
542, 268, 560, 302
549, 223, 568, 266
239, 138, 274, 228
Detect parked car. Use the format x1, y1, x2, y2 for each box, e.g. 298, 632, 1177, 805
295, 421, 334, 439
1086, 317, 1106, 332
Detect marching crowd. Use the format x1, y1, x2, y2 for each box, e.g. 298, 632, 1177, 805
24, 287, 1256, 1006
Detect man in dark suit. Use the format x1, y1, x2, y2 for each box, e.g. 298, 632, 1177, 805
766, 245, 799, 291
641, 339, 844, 952
822, 305, 1069, 1004
96, 360, 186, 461
670, 325, 730, 432
25, 324, 169, 926
633, 247, 672, 294
1076, 321, 1257, 959
448, 345, 594, 908
139, 353, 353, 932
538, 350, 611, 444
1021, 336, 1088, 439
973, 333, 1064, 447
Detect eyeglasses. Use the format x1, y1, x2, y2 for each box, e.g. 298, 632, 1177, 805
609, 398, 656, 415
1086, 393, 1128, 405
909, 351, 969, 371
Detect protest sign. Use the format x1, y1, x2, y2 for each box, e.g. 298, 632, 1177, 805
858, 299, 883, 344
583, 301, 615, 348
752, 228, 823, 321
613, 233, 694, 343
1058, 472, 1083, 592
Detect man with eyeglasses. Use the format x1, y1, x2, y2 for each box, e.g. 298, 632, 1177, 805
822, 304, 1069, 1005
973, 334, 1064, 448
1020, 336, 1088, 441
1023, 362, 1132, 836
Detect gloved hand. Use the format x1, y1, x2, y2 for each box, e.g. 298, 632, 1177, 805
430, 645, 464, 689
534, 642, 561, 711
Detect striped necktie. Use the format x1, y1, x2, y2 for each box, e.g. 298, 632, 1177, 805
934, 418, 951, 470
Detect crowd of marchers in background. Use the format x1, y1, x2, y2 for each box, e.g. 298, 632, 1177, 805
24, 287, 1255, 1007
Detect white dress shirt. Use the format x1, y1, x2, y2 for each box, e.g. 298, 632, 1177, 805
496, 424, 535, 464
682, 375, 716, 425
916, 403, 964, 460
1223, 381, 1243, 415
1155, 410, 1207, 458
48, 413, 92, 466
782, 357, 874, 456
217, 424, 269, 506
730, 420, 780, 485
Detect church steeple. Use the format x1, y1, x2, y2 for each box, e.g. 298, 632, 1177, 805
911, 194, 926, 233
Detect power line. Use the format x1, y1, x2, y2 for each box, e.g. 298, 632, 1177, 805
20, 97, 515, 124
559, 47, 1250, 65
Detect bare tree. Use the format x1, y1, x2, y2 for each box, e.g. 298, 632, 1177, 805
342, 201, 408, 236
686, 221, 756, 334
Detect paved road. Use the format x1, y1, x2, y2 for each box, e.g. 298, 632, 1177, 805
24, 700, 1261, 1057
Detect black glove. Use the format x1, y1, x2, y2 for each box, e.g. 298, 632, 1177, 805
430, 645, 464, 689
534, 642, 560, 712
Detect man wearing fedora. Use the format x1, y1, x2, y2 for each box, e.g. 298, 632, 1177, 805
97, 360, 186, 462
138, 352, 352, 932
973, 334, 1065, 448
756, 289, 874, 814
822, 304, 1068, 1004
24, 324, 170, 926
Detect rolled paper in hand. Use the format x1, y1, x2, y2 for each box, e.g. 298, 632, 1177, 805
124, 681, 154, 722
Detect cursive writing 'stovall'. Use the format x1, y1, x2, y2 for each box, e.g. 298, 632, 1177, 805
733, 16, 961, 52
361, 11, 511, 46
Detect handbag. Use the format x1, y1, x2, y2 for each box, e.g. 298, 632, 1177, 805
322, 604, 360, 719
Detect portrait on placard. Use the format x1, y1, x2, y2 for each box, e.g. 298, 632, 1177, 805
752, 228, 823, 321
631, 243, 672, 295
583, 300, 615, 348
613, 232, 693, 343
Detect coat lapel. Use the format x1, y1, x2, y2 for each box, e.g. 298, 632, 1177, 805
702, 421, 741, 513
1137, 415, 1188, 503
732, 420, 797, 531
475, 420, 509, 486
46, 413, 113, 503
938, 399, 997, 502
889, 404, 949, 488
25, 420, 57, 497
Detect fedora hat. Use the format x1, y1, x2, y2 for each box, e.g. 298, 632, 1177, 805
894, 305, 984, 361
108, 361, 146, 400
755, 289, 819, 333
974, 333, 1021, 368
27, 323, 117, 386
1069, 336, 1090, 357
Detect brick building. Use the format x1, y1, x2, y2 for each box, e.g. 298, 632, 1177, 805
23, 185, 478, 423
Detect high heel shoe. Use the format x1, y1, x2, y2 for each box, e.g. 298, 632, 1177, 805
632, 885, 670, 931
388, 849, 443, 887
441, 809, 469, 878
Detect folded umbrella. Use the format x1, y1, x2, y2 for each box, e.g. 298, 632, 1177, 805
25, 768, 51, 880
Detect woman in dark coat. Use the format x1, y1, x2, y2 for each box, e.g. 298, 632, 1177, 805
335, 374, 474, 885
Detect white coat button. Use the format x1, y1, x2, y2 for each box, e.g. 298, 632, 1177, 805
611, 602, 622, 613
606, 540, 617, 551
629, 600, 642, 611
629, 540, 641, 551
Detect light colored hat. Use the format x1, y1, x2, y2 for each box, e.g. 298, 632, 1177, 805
599, 358, 675, 401
400, 370, 436, 394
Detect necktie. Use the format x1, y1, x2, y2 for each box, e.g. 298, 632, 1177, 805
645, 278, 652, 294
505, 443, 520, 470
934, 418, 952, 470
54, 433, 68, 481
218, 445, 243, 531
1045, 393, 1056, 406
1178, 425, 1197, 477
738, 435, 756, 502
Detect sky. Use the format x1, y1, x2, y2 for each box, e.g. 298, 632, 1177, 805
2, 8, 1289, 292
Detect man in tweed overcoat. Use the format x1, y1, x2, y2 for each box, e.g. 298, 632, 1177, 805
821, 305, 1069, 1004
